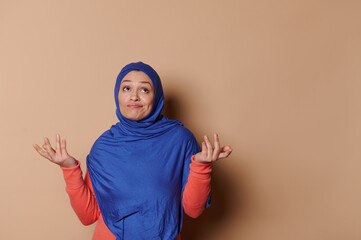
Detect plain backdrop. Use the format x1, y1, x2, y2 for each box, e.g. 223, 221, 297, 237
1, 0, 360, 239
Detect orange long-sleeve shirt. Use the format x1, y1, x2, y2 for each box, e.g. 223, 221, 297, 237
61, 156, 211, 240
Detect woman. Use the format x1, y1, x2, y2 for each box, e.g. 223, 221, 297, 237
33, 62, 232, 240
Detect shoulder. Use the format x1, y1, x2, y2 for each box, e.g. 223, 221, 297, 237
89, 127, 115, 152
169, 124, 196, 141
168, 125, 200, 152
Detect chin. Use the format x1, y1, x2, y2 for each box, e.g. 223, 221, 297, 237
121, 109, 150, 121
124, 114, 143, 121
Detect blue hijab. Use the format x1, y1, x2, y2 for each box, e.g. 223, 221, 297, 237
86, 62, 205, 240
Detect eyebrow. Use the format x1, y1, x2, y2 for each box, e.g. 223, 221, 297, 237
121, 80, 152, 86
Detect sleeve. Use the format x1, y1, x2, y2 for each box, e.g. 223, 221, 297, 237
182, 155, 212, 218
61, 161, 101, 225
181, 134, 212, 218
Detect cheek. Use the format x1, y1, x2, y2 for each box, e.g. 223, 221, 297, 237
118, 94, 126, 107
145, 95, 154, 109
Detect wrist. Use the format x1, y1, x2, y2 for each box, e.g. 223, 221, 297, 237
192, 155, 212, 165
60, 157, 77, 168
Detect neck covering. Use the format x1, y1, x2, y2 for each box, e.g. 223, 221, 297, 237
86, 62, 201, 240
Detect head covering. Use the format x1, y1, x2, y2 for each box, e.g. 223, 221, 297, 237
86, 62, 202, 239
112, 61, 181, 141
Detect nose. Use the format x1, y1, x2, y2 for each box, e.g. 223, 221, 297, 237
130, 90, 139, 101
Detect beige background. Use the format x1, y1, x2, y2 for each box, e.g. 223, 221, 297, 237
1, 0, 360, 239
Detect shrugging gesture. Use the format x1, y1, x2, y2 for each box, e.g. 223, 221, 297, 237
33, 134, 77, 168
194, 133, 232, 163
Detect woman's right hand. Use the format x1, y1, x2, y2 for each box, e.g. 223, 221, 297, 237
33, 134, 77, 168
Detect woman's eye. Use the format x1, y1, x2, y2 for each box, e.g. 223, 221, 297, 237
123, 87, 130, 91
141, 88, 149, 93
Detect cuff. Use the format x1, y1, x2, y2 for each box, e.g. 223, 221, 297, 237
190, 155, 212, 179
60, 160, 84, 189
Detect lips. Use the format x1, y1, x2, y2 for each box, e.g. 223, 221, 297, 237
127, 104, 142, 108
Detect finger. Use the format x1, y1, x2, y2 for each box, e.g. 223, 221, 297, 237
61, 138, 67, 156
200, 141, 206, 154
218, 146, 232, 159
44, 137, 55, 151
33, 144, 46, 155
212, 133, 221, 160
197, 142, 208, 163
44, 137, 55, 157
33, 144, 52, 160
42, 142, 55, 154
204, 135, 212, 159
56, 134, 61, 154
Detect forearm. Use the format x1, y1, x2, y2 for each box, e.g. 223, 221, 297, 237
182, 156, 212, 218
61, 161, 100, 225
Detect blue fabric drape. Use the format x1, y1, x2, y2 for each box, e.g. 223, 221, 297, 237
86, 62, 206, 240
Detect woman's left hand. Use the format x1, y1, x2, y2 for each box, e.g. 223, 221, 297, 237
194, 133, 232, 163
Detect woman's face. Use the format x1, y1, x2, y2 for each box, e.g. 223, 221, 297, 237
118, 70, 155, 121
